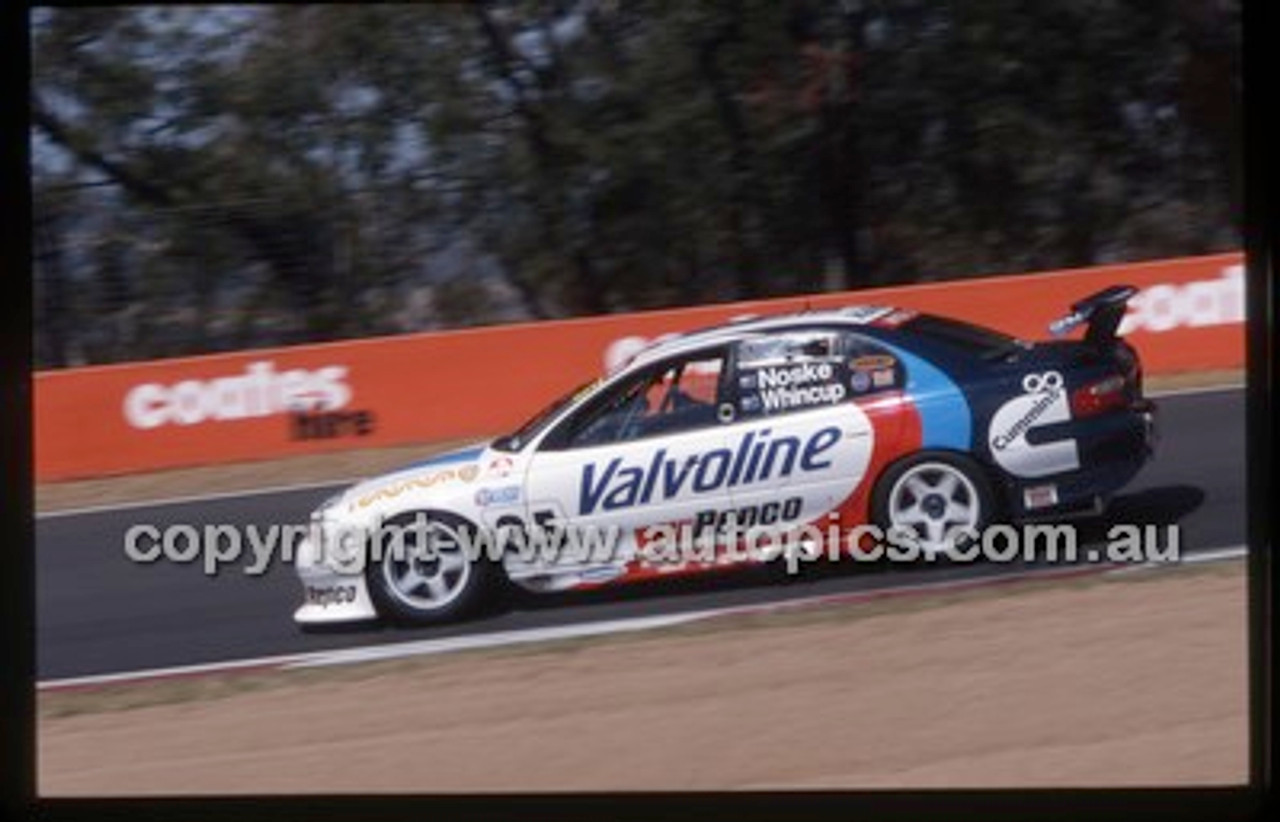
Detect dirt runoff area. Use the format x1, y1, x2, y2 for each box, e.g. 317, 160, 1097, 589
39, 561, 1247, 794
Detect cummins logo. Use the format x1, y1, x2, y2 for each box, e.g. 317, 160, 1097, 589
987, 371, 1079, 479
1118, 264, 1244, 335
123, 361, 352, 430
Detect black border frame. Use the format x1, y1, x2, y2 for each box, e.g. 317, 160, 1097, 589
5, 2, 1272, 820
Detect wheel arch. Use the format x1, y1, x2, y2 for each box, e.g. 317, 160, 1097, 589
868, 447, 1006, 529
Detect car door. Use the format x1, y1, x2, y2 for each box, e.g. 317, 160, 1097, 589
723, 329, 877, 540
522, 346, 735, 571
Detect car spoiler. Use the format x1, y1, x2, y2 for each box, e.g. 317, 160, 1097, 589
1047, 284, 1138, 346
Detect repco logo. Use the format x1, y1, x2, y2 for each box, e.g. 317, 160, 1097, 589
123, 361, 352, 430
1118, 264, 1244, 335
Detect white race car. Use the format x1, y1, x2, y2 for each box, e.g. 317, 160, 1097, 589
295, 295, 1155, 627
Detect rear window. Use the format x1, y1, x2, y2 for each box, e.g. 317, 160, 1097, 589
902, 314, 1022, 359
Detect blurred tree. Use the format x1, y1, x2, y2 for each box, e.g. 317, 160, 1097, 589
32, 192, 71, 367
31, 1, 1240, 367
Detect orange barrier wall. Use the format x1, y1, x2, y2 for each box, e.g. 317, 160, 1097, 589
35, 253, 1243, 481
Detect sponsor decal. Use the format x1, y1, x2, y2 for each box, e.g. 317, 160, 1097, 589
757, 382, 847, 411
746, 362, 847, 412
123, 360, 352, 430
988, 371, 1080, 478
305, 584, 357, 608
757, 361, 834, 388
692, 496, 804, 537
475, 485, 522, 507
355, 465, 479, 508
871, 369, 895, 388
290, 409, 376, 440
578, 426, 843, 515
1118, 264, 1244, 335
850, 354, 896, 372
850, 371, 872, 393
487, 456, 515, 478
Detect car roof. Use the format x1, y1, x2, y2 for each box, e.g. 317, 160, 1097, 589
626, 305, 900, 370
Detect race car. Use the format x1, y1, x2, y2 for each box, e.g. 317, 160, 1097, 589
294, 285, 1157, 627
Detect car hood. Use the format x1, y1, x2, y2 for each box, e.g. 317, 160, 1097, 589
389, 442, 490, 475
327, 441, 493, 517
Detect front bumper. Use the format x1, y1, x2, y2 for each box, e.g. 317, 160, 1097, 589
292, 535, 379, 625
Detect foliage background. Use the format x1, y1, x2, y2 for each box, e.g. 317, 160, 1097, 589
31, 1, 1240, 367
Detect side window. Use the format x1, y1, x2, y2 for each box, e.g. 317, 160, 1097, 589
733, 331, 849, 419
842, 332, 906, 396
550, 351, 728, 449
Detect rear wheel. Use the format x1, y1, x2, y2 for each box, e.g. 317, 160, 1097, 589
365, 511, 500, 625
871, 452, 996, 561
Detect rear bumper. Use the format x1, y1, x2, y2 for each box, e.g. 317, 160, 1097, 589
1137, 399, 1158, 452
1004, 400, 1157, 520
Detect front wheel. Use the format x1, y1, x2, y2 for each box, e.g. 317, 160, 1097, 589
870, 452, 997, 561
365, 511, 501, 626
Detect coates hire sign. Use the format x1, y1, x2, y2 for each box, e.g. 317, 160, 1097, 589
1117, 262, 1243, 334
123, 362, 352, 429
35, 253, 1242, 481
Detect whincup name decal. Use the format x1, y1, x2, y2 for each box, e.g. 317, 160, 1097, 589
752, 363, 847, 411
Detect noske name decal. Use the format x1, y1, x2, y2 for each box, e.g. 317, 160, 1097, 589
988, 371, 1079, 478
579, 426, 845, 515
742, 362, 847, 412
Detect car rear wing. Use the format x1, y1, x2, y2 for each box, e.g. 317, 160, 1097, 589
1047, 284, 1138, 347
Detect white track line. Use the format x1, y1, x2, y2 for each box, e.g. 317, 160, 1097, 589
283, 612, 718, 670
1105, 544, 1247, 575
38, 545, 1246, 691
37, 651, 316, 691
1145, 381, 1244, 399
1178, 545, 1248, 564
35, 382, 1244, 520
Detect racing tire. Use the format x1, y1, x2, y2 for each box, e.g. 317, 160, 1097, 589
870, 451, 998, 565
365, 510, 502, 626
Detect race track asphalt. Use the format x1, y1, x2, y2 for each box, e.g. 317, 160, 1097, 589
36, 388, 1247, 680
